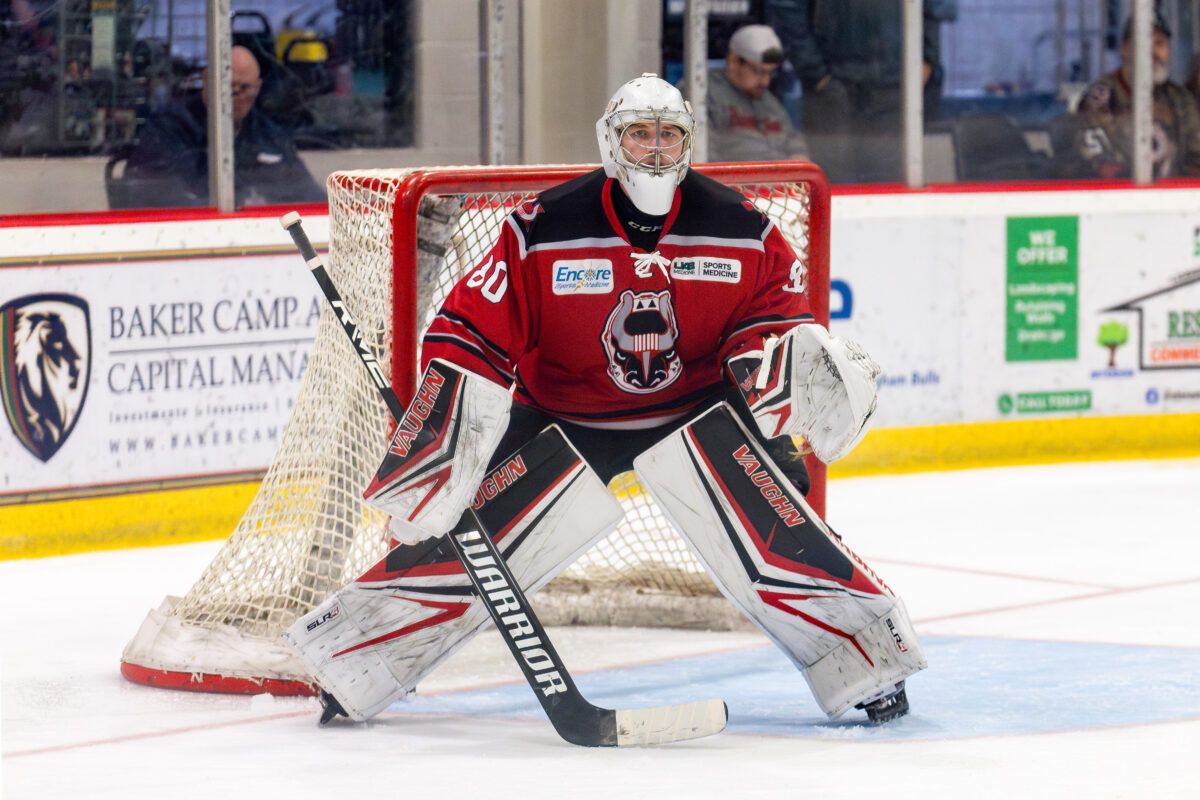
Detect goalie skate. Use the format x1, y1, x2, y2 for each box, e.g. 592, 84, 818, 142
318, 689, 350, 726
856, 681, 910, 725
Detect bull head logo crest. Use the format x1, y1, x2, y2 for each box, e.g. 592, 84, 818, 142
601, 289, 682, 394
1, 294, 92, 462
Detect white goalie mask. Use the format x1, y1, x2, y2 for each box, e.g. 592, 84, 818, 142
596, 73, 695, 216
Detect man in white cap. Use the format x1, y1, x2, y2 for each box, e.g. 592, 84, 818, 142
701, 24, 808, 162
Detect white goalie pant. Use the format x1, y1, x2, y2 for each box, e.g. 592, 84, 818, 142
634, 404, 926, 718
284, 426, 624, 721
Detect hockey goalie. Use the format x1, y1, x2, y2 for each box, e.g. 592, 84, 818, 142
284, 74, 926, 727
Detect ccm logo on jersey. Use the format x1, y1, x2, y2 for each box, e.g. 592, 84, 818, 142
552, 260, 614, 295
671, 257, 741, 283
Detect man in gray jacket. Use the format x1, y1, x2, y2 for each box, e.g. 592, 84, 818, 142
768, 0, 958, 182
703, 24, 809, 163
1055, 13, 1200, 180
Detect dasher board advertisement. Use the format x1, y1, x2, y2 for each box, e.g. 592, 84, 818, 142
1, 254, 322, 498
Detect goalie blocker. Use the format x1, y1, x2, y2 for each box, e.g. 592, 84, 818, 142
362, 358, 512, 540
635, 403, 926, 720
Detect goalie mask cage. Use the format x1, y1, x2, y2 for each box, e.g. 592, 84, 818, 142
120, 162, 830, 696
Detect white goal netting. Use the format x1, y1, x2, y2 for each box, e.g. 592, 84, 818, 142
121, 164, 828, 695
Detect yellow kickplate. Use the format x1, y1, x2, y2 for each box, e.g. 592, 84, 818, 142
832, 413, 1200, 478
3, 414, 1198, 560
0, 481, 260, 560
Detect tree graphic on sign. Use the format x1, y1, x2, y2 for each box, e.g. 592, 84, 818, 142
1097, 320, 1128, 368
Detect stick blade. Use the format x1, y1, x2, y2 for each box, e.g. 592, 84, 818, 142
614, 699, 728, 746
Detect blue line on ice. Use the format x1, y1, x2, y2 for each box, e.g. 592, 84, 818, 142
399, 636, 1200, 740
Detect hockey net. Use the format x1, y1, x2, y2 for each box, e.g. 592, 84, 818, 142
121, 163, 830, 696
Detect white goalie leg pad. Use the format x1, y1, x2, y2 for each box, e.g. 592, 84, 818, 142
803, 598, 922, 716
285, 426, 624, 721
633, 404, 926, 718
283, 581, 483, 720
363, 359, 512, 539
741, 323, 881, 464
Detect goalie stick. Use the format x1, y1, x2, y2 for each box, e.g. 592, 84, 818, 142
280, 211, 727, 747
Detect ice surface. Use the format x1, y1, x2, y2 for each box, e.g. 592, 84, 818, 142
3, 459, 1198, 799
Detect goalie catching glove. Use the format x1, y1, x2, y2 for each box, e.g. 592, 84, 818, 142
731, 324, 880, 464
363, 359, 511, 542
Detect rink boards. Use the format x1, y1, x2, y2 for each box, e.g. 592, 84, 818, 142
2, 186, 1200, 557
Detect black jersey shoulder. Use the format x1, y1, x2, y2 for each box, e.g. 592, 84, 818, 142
669, 170, 771, 241
507, 167, 612, 248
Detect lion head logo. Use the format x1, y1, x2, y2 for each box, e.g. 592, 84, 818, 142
1, 294, 92, 462
601, 289, 682, 394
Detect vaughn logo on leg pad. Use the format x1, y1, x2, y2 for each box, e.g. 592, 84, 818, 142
731, 444, 806, 527
670, 404, 882, 594
471, 454, 528, 507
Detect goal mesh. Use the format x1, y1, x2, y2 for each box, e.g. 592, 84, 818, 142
120, 163, 829, 694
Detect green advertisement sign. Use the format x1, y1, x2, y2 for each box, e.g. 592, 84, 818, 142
998, 390, 1093, 415
1006, 216, 1078, 361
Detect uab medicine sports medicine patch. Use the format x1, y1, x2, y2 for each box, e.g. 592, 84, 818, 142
670, 256, 741, 283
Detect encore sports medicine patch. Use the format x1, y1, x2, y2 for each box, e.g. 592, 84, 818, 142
551, 260, 615, 295
671, 257, 741, 283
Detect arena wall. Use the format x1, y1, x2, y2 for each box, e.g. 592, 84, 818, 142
2, 184, 1197, 558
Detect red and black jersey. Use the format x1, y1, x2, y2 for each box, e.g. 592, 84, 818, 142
420, 168, 813, 429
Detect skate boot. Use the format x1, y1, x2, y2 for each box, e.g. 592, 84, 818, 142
855, 681, 909, 724
317, 689, 349, 726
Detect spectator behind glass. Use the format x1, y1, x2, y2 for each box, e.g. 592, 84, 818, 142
700, 24, 808, 162
1187, 54, 1200, 111
1054, 13, 1200, 180
767, 0, 958, 183
122, 45, 324, 208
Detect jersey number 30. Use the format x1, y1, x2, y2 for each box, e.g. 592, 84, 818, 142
467, 256, 509, 303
